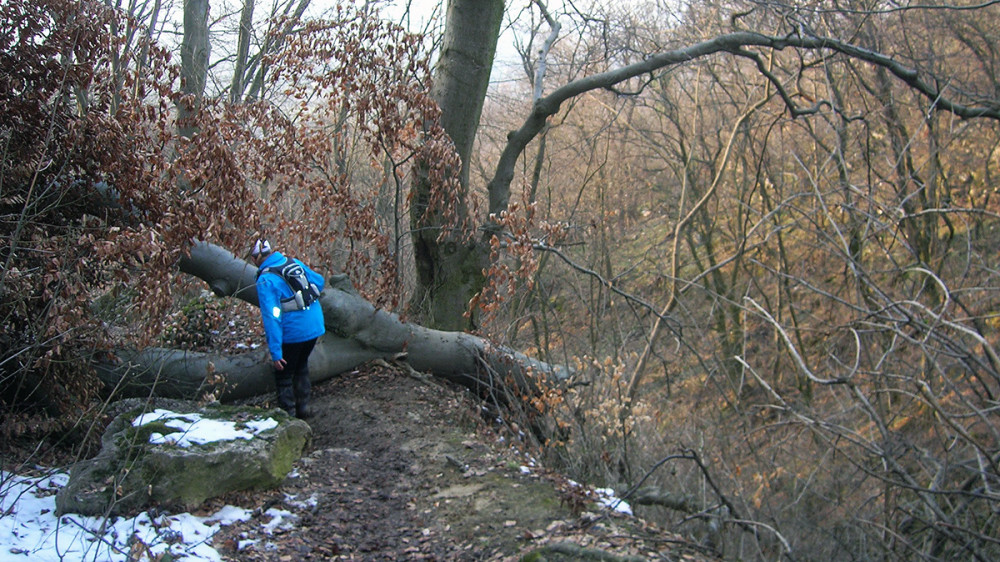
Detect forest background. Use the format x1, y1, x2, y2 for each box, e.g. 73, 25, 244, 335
2, 0, 1000, 560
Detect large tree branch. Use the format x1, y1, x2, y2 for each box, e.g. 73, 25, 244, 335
487, 31, 1000, 215
97, 242, 568, 403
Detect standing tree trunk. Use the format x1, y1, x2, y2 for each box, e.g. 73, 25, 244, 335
175, 0, 210, 194
178, 0, 209, 140
230, 0, 255, 104
410, 0, 504, 331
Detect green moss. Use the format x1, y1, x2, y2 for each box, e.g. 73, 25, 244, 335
120, 408, 284, 485
265, 423, 310, 478
132, 420, 182, 440
57, 402, 309, 517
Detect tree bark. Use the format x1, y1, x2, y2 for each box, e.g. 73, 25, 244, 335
410, 0, 504, 331
96, 242, 567, 402
431, 0, 503, 190
229, 0, 255, 104
178, 0, 210, 140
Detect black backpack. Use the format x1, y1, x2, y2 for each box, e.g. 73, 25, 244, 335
258, 258, 321, 312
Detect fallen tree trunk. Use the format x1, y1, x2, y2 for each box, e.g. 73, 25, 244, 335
627, 486, 708, 514
96, 241, 568, 402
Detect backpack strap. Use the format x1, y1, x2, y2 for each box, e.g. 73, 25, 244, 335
257, 258, 318, 312
256, 257, 294, 281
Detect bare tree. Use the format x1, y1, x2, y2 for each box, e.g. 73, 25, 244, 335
466, 1, 1000, 559
177, 0, 209, 139
229, 0, 255, 104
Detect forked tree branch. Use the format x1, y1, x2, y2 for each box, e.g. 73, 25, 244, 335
488, 31, 1000, 216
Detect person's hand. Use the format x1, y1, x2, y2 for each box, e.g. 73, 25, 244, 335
273, 358, 287, 371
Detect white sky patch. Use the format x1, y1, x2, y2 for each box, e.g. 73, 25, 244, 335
132, 409, 279, 448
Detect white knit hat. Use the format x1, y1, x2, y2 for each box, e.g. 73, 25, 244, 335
250, 239, 272, 257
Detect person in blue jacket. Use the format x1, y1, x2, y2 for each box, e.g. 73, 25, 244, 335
250, 239, 325, 419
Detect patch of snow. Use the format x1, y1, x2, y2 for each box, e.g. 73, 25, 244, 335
283, 493, 318, 510
260, 508, 296, 535
203, 505, 253, 526
594, 487, 633, 516
131, 409, 278, 448
0, 470, 254, 561
244, 418, 279, 434
2, 409, 296, 560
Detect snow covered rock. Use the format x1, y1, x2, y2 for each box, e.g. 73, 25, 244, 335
56, 400, 311, 516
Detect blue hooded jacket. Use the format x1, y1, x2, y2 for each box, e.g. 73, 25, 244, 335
256, 251, 326, 361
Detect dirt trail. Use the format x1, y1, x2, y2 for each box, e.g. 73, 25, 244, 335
211, 363, 716, 561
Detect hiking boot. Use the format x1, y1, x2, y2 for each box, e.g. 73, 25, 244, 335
275, 378, 296, 414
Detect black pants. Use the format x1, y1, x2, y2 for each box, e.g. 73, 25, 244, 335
274, 338, 316, 416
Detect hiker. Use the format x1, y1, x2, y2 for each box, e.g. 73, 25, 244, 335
250, 238, 325, 419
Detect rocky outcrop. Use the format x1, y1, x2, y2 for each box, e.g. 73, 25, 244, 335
56, 399, 311, 516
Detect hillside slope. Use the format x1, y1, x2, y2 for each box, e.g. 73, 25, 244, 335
210, 363, 717, 561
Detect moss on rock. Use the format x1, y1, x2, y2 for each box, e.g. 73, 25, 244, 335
56, 400, 311, 516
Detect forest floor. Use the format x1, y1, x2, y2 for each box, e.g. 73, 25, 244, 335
204, 362, 718, 561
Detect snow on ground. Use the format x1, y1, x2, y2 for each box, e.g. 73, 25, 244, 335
1, 409, 634, 561
519, 469, 634, 517
1, 470, 252, 561
0, 409, 291, 561
594, 487, 634, 516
